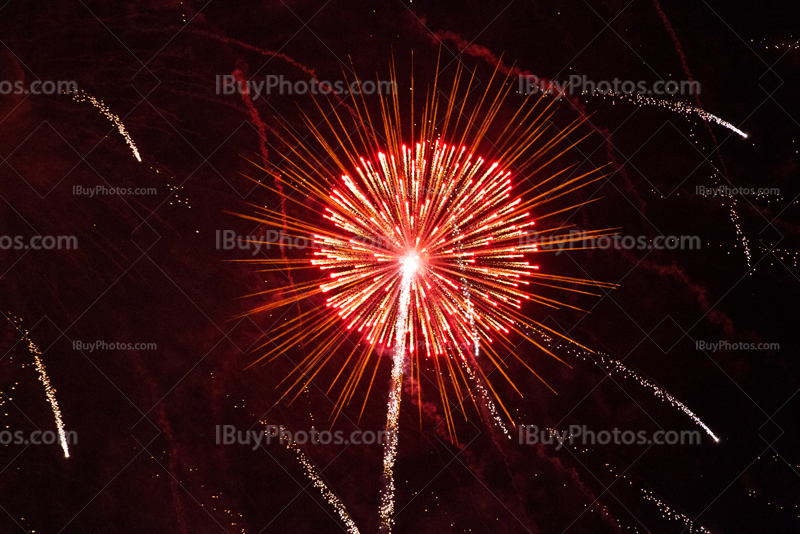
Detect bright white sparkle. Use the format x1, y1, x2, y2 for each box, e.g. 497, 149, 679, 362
401, 254, 419, 275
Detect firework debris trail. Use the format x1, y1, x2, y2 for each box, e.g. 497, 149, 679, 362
71, 90, 142, 162
456, 231, 511, 441
131, 358, 190, 534
604, 356, 718, 441
598, 91, 747, 139
643, 489, 713, 533
232, 64, 319, 367
534, 443, 626, 534
266, 422, 360, 534
5, 313, 70, 458
555, 435, 715, 533
379, 265, 414, 533
460, 261, 533, 522
524, 323, 720, 442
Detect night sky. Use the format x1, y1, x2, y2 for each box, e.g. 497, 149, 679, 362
0, 1, 799, 532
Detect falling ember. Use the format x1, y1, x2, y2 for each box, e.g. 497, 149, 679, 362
6, 314, 70, 458
71, 89, 142, 162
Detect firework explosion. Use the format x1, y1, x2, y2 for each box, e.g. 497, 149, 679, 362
236, 60, 616, 529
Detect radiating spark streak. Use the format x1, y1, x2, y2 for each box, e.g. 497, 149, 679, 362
279, 432, 360, 534
379, 261, 414, 532
72, 90, 142, 161
5, 314, 70, 458
643, 489, 713, 533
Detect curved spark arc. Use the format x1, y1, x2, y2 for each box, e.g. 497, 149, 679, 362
72, 90, 142, 162
582, 91, 748, 139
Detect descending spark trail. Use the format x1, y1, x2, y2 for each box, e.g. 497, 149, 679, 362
279, 432, 360, 534
379, 257, 416, 532
462, 362, 511, 439
72, 90, 142, 162
524, 324, 719, 442
5, 314, 70, 458
604, 357, 719, 442
643, 489, 713, 533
